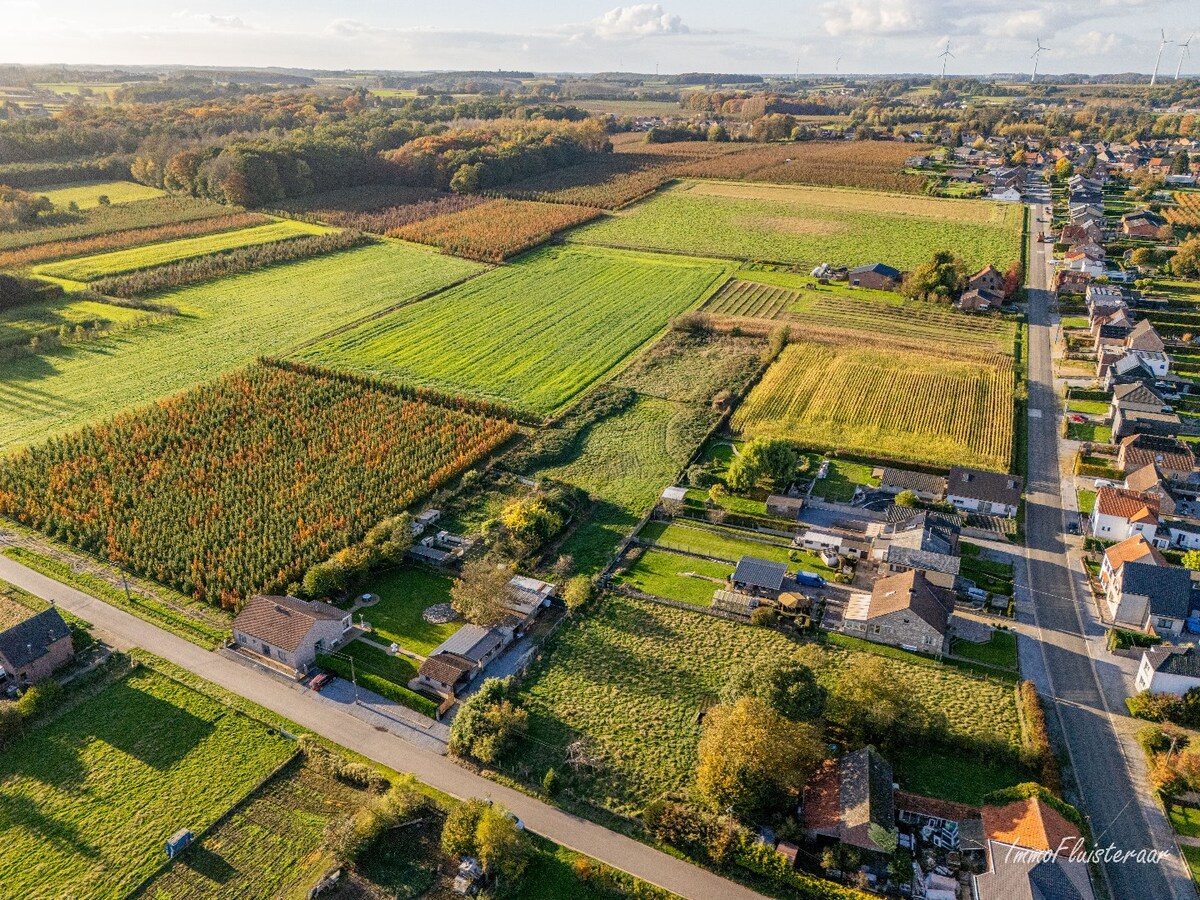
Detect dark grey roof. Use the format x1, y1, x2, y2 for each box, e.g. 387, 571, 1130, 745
947, 467, 1024, 507
1113, 381, 1166, 407
732, 556, 787, 592
1144, 646, 1200, 678
0, 607, 70, 669
880, 467, 947, 495
849, 262, 901, 279
1120, 562, 1194, 619
838, 747, 896, 851
885, 505, 964, 527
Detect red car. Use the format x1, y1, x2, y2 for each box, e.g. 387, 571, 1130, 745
1068, 414, 1086, 425
309, 672, 333, 692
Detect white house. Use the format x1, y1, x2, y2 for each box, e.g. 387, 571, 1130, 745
1089, 486, 1160, 541
1137, 646, 1200, 695
945, 467, 1023, 518
1099, 534, 1166, 591
988, 187, 1022, 203
1105, 562, 1195, 635
233, 595, 352, 673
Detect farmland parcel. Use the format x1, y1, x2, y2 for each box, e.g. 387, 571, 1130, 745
0, 241, 480, 451
573, 180, 1023, 271
0, 361, 515, 604
0, 665, 294, 898
298, 245, 731, 416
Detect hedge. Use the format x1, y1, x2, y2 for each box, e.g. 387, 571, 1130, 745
316, 652, 438, 718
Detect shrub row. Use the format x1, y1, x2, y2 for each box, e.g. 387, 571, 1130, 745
90, 229, 371, 297
0, 156, 132, 190
316, 652, 438, 718
1019, 681, 1062, 795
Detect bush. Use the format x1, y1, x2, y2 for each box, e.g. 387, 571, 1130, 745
315, 653, 437, 718
1128, 690, 1177, 722
449, 677, 528, 763
15, 679, 62, 720
750, 606, 778, 626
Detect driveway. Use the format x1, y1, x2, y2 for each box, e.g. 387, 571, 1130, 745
0, 553, 767, 900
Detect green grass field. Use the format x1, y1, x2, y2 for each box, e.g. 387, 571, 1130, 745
1067, 422, 1112, 443
951, 630, 1018, 670
35, 220, 328, 281
297, 245, 730, 415
573, 180, 1023, 270
614, 547, 730, 606
894, 746, 1027, 805
360, 566, 461, 657
144, 758, 364, 899
1169, 802, 1200, 839
0, 295, 151, 349
0, 666, 293, 898
0, 242, 480, 451
639, 520, 834, 575
34, 180, 165, 210
518, 594, 1023, 817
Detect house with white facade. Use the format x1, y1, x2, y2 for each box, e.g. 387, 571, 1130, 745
945, 467, 1023, 518
1136, 646, 1200, 696
233, 595, 353, 673
1089, 486, 1160, 541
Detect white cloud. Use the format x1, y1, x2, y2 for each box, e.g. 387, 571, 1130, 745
822, 0, 924, 38
591, 4, 688, 38
205, 14, 248, 30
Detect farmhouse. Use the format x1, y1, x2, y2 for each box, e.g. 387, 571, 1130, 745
842, 570, 954, 654
974, 798, 1094, 900
731, 556, 788, 598
411, 623, 511, 697
1104, 561, 1195, 634
1121, 209, 1166, 238
1136, 646, 1200, 696
412, 652, 476, 699
847, 263, 901, 291
968, 264, 1004, 294
0, 607, 74, 688
946, 467, 1023, 519
232, 595, 352, 673
766, 494, 805, 519
1089, 486, 1160, 541
802, 746, 896, 854
878, 467, 947, 501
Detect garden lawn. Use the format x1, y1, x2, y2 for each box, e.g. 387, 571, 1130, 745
33, 179, 165, 209
572, 180, 1023, 270
1067, 399, 1109, 416
1076, 490, 1097, 515
0, 241, 480, 452
894, 746, 1027, 806
810, 457, 881, 502
1168, 802, 1200, 839
361, 566, 461, 657
0, 666, 293, 898
640, 520, 834, 576
144, 759, 365, 899
1184, 846, 1200, 889
35, 220, 328, 281
338, 638, 420, 687
518, 594, 1023, 817
1067, 422, 1112, 443
297, 245, 730, 416
951, 630, 1018, 670
614, 547, 730, 606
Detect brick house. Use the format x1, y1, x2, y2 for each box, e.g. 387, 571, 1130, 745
0, 607, 74, 688
968, 264, 1004, 294
1117, 434, 1195, 480
232, 595, 352, 673
975, 798, 1094, 900
843, 570, 955, 654
847, 263, 901, 291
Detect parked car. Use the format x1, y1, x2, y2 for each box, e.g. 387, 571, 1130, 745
1068, 413, 1087, 424
1093, 478, 1120, 489
309, 672, 333, 692
795, 571, 826, 589
1066, 520, 1080, 534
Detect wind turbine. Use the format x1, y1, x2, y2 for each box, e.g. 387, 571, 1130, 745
1151, 30, 1172, 86
1031, 37, 1049, 83
938, 40, 954, 79
1176, 33, 1194, 80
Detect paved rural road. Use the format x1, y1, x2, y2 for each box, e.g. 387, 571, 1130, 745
1023, 187, 1192, 900
0, 555, 765, 900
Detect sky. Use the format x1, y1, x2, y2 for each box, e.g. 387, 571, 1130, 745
3, 0, 1199, 77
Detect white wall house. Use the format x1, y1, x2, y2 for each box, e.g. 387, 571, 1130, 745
1137, 646, 1200, 696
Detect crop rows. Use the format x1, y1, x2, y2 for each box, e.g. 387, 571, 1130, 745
702, 279, 798, 318
0, 196, 235, 252
499, 153, 678, 209
671, 141, 931, 194
1165, 192, 1200, 229
36, 220, 328, 282
732, 340, 1014, 471
0, 211, 271, 270
0, 361, 516, 605
91, 230, 371, 297
298, 245, 729, 415
394, 198, 602, 261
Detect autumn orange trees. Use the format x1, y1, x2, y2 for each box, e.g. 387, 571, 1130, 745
0, 361, 516, 606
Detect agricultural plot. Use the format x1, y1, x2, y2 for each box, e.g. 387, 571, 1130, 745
0, 361, 515, 604
0, 666, 294, 898
672, 141, 931, 194
501, 153, 678, 209
1164, 192, 1200, 230
0, 241, 480, 452
573, 180, 1023, 271
615, 546, 731, 606
0, 295, 151, 351
517, 594, 1022, 817
732, 340, 1015, 471
298, 245, 730, 416
393, 198, 602, 261
0, 196, 235, 253
144, 759, 365, 900
35, 220, 328, 281
33, 179, 165, 209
